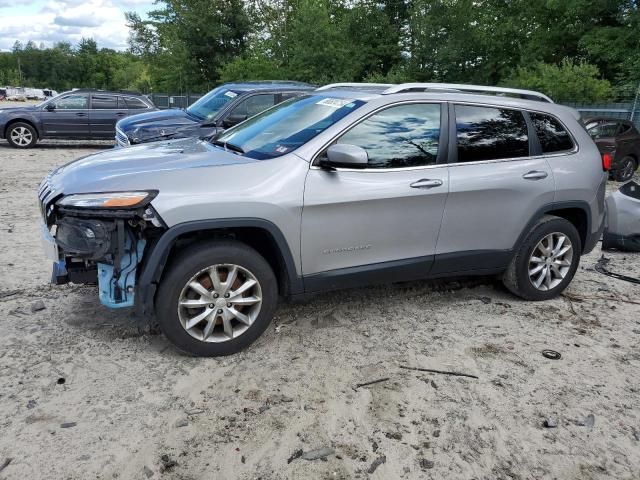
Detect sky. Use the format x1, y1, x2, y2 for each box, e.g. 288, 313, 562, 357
0, 0, 154, 52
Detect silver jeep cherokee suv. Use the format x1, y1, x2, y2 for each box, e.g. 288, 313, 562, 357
38, 82, 608, 356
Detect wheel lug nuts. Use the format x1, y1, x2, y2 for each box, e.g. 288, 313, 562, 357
227, 303, 232, 308
213, 293, 219, 298
224, 293, 230, 298
208, 304, 214, 309
217, 309, 223, 314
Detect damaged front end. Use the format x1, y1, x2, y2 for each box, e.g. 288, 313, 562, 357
38, 183, 165, 309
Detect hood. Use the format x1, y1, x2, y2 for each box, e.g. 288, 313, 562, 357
0, 105, 39, 114
117, 108, 202, 144
48, 137, 258, 195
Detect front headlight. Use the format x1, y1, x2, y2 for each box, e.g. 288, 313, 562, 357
57, 191, 157, 209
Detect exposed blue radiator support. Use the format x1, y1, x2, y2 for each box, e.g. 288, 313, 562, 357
98, 233, 146, 308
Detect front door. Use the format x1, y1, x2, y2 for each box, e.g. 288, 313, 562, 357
41, 93, 90, 137
433, 103, 556, 274
301, 102, 449, 291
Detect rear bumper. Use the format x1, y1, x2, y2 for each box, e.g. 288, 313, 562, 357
583, 213, 605, 254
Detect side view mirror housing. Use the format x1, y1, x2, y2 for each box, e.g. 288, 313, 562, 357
45, 103, 56, 111
222, 113, 248, 128
320, 144, 368, 169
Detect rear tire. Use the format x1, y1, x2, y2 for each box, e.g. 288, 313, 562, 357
503, 215, 581, 301
6, 122, 38, 148
155, 240, 278, 357
613, 156, 637, 182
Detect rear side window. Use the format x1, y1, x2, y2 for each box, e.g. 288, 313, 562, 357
587, 122, 618, 139
455, 105, 529, 162
91, 95, 117, 109
125, 97, 148, 109
337, 103, 441, 168
530, 113, 574, 153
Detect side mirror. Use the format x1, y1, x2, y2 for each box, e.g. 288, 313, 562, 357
320, 144, 368, 169
45, 103, 56, 111
222, 113, 248, 128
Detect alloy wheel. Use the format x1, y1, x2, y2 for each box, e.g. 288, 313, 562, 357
528, 233, 573, 291
10, 126, 33, 146
177, 263, 263, 343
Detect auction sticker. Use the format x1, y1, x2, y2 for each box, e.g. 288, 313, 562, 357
224, 91, 238, 98
316, 98, 354, 108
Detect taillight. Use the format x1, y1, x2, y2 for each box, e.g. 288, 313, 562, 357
602, 152, 612, 171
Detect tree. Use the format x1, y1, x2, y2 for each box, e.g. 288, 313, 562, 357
504, 59, 613, 103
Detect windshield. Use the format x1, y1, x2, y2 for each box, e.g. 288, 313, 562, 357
187, 87, 238, 121
215, 95, 365, 160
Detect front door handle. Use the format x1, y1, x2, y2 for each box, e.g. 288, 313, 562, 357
75, 112, 87, 117
410, 179, 443, 189
522, 170, 548, 180
116, 112, 126, 116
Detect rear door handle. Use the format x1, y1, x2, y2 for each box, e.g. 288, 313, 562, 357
116, 112, 126, 116
522, 170, 548, 180
410, 179, 443, 189
75, 112, 87, 117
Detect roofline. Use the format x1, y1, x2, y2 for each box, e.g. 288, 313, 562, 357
316, 82, 553, 103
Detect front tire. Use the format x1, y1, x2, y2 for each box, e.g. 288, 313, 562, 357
6, 122, 38, 148
155, 240, 278, 356
503, 216, 581, 301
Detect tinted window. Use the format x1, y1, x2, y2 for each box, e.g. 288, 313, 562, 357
336, 103, 441, 168
456, 105, 529, 162
587, 122, 618, 139
125, 97, 148, 109
91, 95, 117, 109
231, 94, 276, 118
281, 92, 303, 102
186, 88, 236, 120
54, 94, 88, 109
530, 112, 574, 153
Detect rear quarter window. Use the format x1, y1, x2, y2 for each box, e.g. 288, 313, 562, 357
530, 113, 574, 153
125, 97, 149, 109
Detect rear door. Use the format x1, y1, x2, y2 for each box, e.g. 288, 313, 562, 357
41, 93, 89, 137
433, 103, 556, 275
89, 94, 127, 138
301, 102, 449, 289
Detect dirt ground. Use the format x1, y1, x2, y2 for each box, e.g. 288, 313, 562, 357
0, 107, 639, 479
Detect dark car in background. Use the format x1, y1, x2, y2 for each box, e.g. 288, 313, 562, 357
584, 117, 640, 182
0, 89, 156, 148
115, 81, 313, 147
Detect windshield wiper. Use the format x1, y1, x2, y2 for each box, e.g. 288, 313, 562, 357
212, 139, 245, 154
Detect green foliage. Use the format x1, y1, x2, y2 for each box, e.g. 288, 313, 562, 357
504, 60, 613, 103
0, 40, 149, 92
1, 0, 639, 101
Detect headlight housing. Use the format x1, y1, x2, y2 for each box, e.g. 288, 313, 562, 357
57, 191, 157, 209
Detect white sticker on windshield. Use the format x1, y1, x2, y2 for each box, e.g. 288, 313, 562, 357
224, 91, 238, 98
316, 98, 354, 108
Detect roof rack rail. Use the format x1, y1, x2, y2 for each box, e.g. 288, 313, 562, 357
382, 83, 554, 103
316, 83, 393, 91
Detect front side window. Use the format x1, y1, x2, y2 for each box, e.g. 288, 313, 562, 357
91, 95, 117, 109
186, 87, 237, 121
53, 94, 88, 110
530, 112, 574, 153
214, 95, 365, 160
230, 94, 276, 118
455, 105, 529, 162
336, 103, 441, 168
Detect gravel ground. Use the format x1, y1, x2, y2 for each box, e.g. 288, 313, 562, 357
0, 118, 639, 479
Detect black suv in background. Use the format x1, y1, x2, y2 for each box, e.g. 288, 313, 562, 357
584, 117, 640, 181
0, 89, 156, 148
115, 81, 313, 147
